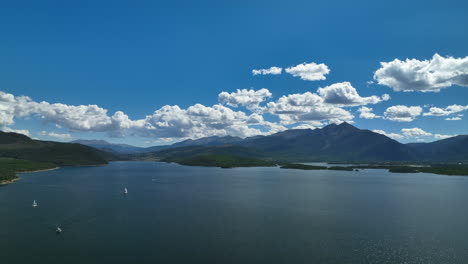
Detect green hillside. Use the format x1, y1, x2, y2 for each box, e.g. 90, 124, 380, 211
0, 158, 56, 183
0, 131, 116, 183
0, 131, 115, 166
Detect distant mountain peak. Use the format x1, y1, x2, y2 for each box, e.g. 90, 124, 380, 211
337, 121, 353, 127
72, 139, 111, 145
320, 122, 358, 133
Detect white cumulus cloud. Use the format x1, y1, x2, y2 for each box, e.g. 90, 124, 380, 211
446, 117, 462, 121
434, 134, 455, 139
384, 105, 422, 122
36, 103, 113, 131
2, 127, 31, 137
0, 90, 282, 140
40, 131, 72, 140
285, 62, 330, 81
292, 121, 324, 130
372, 129, 403, 140
375, 128, 455, 141
218, 88, 272, 111
423, 104, 468, 116
266, 92, 354, 125
0, 91, 113, 131
317, 82, 390, 106
252, 66, 282, 75
401, 128, 432, 137
358, 107, 380, 119
139, 104, 264, 139
374, 54, 468, 92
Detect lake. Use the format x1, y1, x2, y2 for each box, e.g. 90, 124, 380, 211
1, 161, 468, 263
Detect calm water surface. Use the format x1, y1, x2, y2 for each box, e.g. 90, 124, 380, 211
1, 161, 468, 263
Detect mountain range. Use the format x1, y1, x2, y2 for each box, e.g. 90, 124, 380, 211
71, 135, 243, 154
3, 122, 464, 170
73, 122, 468, 163
1, 122, 467, 179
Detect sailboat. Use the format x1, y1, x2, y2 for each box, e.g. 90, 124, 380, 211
32, 200, 37, 208
56, 227, 62, 234
124, 187, 128, 195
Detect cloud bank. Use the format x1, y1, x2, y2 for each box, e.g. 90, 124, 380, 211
3, 83, 390, 140
1, 80, 390, 140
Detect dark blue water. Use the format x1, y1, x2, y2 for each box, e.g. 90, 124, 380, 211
1, 161, 468, 263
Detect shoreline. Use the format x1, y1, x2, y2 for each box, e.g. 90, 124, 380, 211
0, 177, 21, 186
0, 163, 108, 186
17, 167, 60, 174
0, 167, 59, 186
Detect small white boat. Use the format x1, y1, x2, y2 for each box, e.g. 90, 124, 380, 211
32, 200, 37, 208
124, 187, 128, 194
56, 227, 62, 234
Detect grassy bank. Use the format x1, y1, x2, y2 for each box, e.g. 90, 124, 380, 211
0, 158, 57, 184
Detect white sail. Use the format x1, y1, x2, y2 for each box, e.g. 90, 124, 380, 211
32, 200, 37, 207
124, 187, 128, 194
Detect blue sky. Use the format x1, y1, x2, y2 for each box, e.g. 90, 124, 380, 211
0, 0, 467, 146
